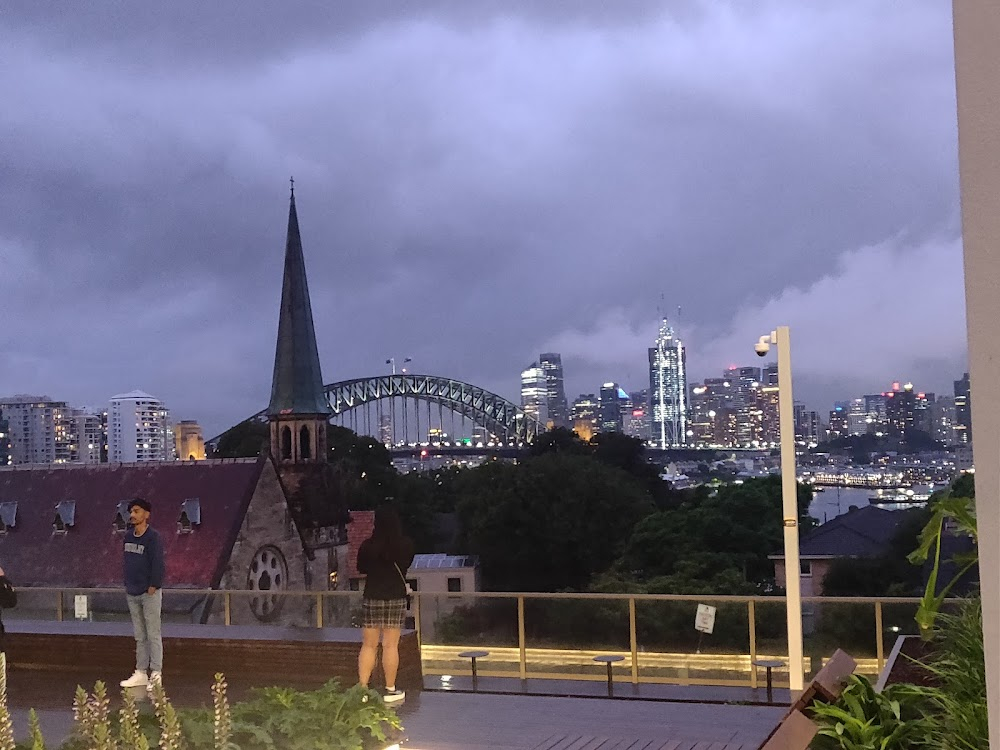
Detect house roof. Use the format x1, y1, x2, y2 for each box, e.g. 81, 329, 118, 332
0, 458, 267, 588
772, 506, 905, 560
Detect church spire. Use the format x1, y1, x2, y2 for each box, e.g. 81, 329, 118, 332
268, 184, 331, 464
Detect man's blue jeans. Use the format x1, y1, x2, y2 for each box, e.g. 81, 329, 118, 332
126, 590, 162, 672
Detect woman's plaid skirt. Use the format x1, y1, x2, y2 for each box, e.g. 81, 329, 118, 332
362, 597, 407, 629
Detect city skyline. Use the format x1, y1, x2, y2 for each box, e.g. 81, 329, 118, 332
1, 2, 966, 436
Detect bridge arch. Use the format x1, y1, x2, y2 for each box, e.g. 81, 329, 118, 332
324, 374, 541, 444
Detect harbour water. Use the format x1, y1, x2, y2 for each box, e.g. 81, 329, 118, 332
808, 486, 888, 524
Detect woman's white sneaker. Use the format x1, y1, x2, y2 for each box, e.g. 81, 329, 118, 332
383, 688, 405, 703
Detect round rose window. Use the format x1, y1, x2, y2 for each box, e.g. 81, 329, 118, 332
247, 546, 288, 621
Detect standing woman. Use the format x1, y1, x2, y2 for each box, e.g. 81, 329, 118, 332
356, 506, 415, 703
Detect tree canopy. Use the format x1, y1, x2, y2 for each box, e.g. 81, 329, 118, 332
454, 453, 655, 591
612, 476, 815, 593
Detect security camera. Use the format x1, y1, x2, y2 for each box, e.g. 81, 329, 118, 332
754, 334, 771, 357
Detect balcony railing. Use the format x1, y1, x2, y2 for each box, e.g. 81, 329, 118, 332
8, 588, 945, 689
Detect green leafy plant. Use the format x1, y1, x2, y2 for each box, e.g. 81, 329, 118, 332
149, 682, 184, 750
908, 494, 978, 636
0, 654, 13, 750
229, 681, 399, 750
177, 680, 399, 750
810, 675, 928, 750
3, 672, 400, 750
67, 682, 117, 750
915, 597, 988, 749
119, 689, 150, 750
27, 710, 45, 750
210, 674, 234, 750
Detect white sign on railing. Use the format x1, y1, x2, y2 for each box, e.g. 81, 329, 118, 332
694, 603, 716, 634
74, 595, 89, 620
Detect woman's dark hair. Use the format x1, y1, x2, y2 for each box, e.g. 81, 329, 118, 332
367, 506, 406, 557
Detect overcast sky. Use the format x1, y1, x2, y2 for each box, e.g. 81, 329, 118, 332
1, 1, 965, 435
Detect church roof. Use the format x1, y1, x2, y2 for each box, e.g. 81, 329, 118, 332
267, 188, 332, 417
0, 458, 266, 588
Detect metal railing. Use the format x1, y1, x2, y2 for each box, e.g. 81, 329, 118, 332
8, 587, 944, 689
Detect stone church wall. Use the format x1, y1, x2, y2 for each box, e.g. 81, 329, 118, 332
213, 458, 316, 627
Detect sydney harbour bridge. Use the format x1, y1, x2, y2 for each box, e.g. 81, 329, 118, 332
230, 373, 544, 456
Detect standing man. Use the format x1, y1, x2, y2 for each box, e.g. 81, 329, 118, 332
120, 497, 165, 689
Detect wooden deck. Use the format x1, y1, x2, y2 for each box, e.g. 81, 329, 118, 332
396, 691, 783, 750
6, 668, 782, 749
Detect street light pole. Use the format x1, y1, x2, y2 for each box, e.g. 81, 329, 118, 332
386, 356, 412, 375
775, 326, 805, 693
756, 326, 804, 693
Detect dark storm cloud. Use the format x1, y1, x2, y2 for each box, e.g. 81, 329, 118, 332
0, 1, 964, 433
3, 1, 696, 68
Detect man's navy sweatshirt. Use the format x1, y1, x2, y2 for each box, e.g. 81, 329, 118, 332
123, 526, 165, 596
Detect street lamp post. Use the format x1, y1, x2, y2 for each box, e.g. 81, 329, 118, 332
384, 357, 412, 445
756, 326, 805, 693
385, 357, 412, 375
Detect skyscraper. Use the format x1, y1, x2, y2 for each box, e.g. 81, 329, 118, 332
539, 353, 569, 429
864, 394, 888, 432
74, 410, 104, 464
914, 391, 935, 435
109, 390, 175, 462
756, 384, 780, 446
625, 389, 650, 441
931, 395, 957, 445
954, 372, 972, 444
0, 395, 67, 464
763, 363, 779, 386
378, 413, 393, 446
54, 407, 103, 464
520, 363, 549, 427
599, 383, 624, 433
648, 318, 688, 447
688, 379, 736, 446
828, 402, 849, 439
885, 382, 917, 437
0, 417, 9, 466
847, 398, 869, 436
571, 394, 599, 440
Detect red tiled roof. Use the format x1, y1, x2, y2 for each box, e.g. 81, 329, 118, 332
0, 458, 266, 588
346, 510, 375, 578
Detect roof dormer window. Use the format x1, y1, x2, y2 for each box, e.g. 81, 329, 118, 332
178, 498, 201, 533
0, 502, 17, 534
113, 501, 130, 533
53, 500, 76, 535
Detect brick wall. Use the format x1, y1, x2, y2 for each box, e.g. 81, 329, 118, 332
346, 510, 375, 579
6, 625, 423, 691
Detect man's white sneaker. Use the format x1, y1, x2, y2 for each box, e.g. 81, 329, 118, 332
383, 688, 405, 704
120, 670, 148, 688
